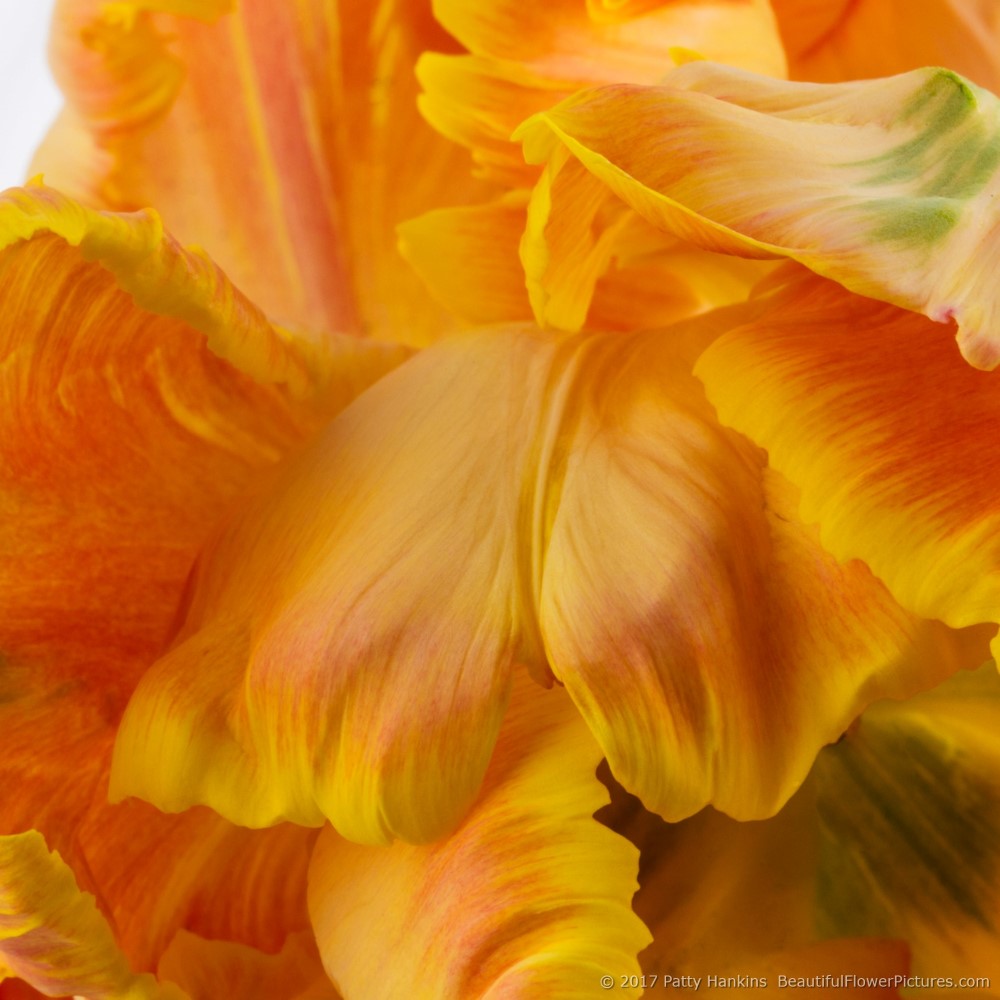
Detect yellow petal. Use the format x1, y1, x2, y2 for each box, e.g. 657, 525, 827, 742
421, 0, 785, 183
308, 674, 648, 999
417, 54, 571, 187
602, 771, 912, 989
398, 193, 536, 325
695, 271, 1000, 639
110, 332, 557, 844
433, 0, 784, 82
112, 319, 985, 841
538, 328, 988, 821
0, 186, 395, 977
772, 0, 1000, 90
813, 663, 1000, 978
40, 0, 482, 345
157, 931, 337, 1000
521, 148, 774, 330
517, 62, 1000, 367
402, 184, 773, 331
605, 661, 1000, 983
0, 832, 184, 999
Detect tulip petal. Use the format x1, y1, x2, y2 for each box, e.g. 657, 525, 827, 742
113, 320, 984, 841
157, 931, 337, 1000
695, 271, 1000, 639
521, 149, 774, 330
540, 328, 988, 821
0, 832, 184, 999
432, 0, 785, 82
421, 0, 784, 183
0, 183, 398, 827
600, 773, 911, 989
813, 662, 1000, 978
111, 332, 561, 844
398, 193, 536, 324
0, 186, 399, 976
603, 663, 1000, 986
307, 675, 648, 999
401, 185, 773, 331
41, 0, 481, 344
517, 62, 1000, 367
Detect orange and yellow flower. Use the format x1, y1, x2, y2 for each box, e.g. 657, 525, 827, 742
3, 1, 1000, 997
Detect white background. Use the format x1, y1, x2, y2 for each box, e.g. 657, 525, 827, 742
0, 2, 63, 189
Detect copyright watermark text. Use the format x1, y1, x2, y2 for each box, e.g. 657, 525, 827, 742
597, 973, 992, 991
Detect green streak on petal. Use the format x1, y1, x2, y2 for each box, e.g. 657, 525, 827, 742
927, 136, 1000, 199
814, 717, 998, 940
845, 70, 1000, 207
867, 198, 959, 246
899, 69, 978, 129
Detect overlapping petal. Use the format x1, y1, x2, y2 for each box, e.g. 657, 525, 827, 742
399, 189, 768, 330
111, 315, 987, 846
308, 674, 648, 999
600, 667, 1000, 986
410, 0, 785, 332
813, 664, 1000, 977
0, 184, 401, 990
0, 832, 184, 999
695, 271, 1000, 645
422, 0, 785, 181
37, 0, 483, 344
517, 61, 1000, 365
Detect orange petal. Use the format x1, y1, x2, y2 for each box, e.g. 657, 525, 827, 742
0, 183, 398, 840
112, 320, 985, 842
73, 802, 318, 972
40, 0, 483, 344
517, 62, 1000, 367
308, 674, 648, 999
694, 271, 1000, 640
771, 0, 1000, 90
0, 186, 400, 979
0, 832, 184, 999
157, 931, 337, 1000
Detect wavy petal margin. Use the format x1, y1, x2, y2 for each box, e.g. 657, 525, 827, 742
308, 675, 648, 999
605, 662, 1000, 984
112, 320, 986, 841
40, 0, 482, 344
0, 832, 185, 999
516, 62, 1000, 367
0, 184, 402, 986
695, 272, 1000, 645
